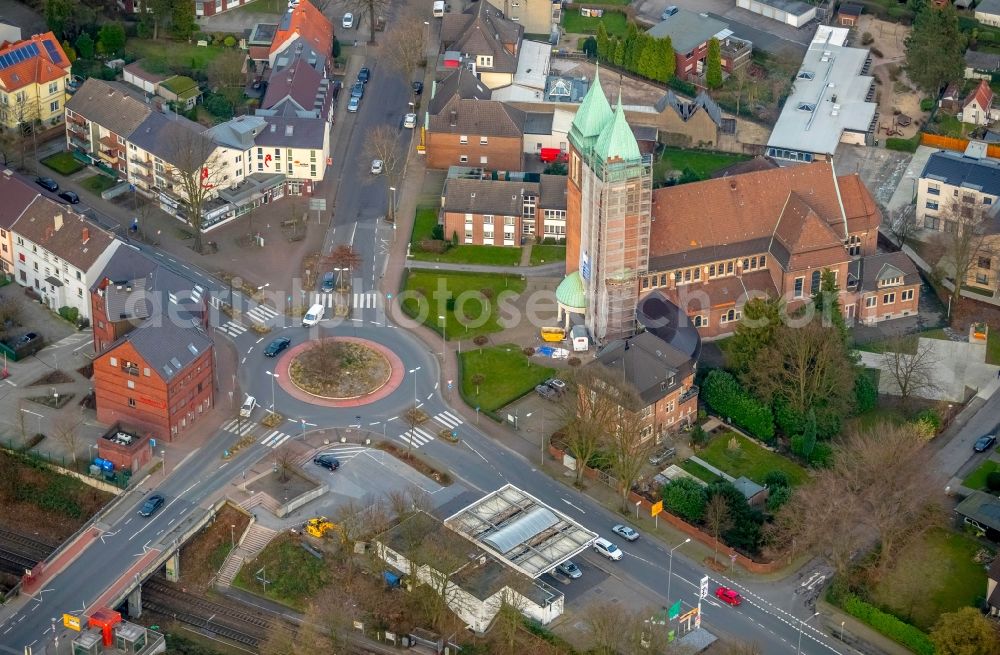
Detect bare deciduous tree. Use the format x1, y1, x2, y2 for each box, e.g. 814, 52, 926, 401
925, 201, 994, 314
768, 422, 943, 580
274, 444, 295, 483
206, 48, 248, 112
325, 244, 362, 290
703, 493, 732, 565
344, 0, 390, 45
879, 337, 939, 408
384, 9, 428, 85
52, 407, 84, 465
604, 382, 657, 513
558, 366, 621, 486
884, 204, 918, 249
401, 404, 426, 455
165, 125, 225, 254
364, 124, 404, 200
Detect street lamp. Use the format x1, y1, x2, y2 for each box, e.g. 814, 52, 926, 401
388, 186, 396, 223
438, 314, 446, 356
408, 366, 421, 407
230, 524, 236, 549
796, 612, 820, 655
265, 370, 279, 417
666, 538, 691, 607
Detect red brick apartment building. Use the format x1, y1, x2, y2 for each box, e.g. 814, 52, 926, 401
90, 247, 214, 441
442, 174, 567, 245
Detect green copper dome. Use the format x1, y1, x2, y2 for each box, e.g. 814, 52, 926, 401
556, 271, 587, 310
594, 91, 641, 164
569, 65, 613, 142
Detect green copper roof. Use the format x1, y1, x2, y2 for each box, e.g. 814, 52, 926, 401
594, 92, 641, 164
556, 271, 587, 310
569, 65, 613, 142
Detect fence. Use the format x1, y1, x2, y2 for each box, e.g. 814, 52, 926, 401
920, 132, 1000, 158
2, 442, 130, 492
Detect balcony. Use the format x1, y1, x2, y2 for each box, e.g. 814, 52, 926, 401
67, 121, 87, 138
69, 135, 90, 151
98, 150, 119, 165
722, 38, 752, 70
678, 385, 699, 404
130, 157, 151, 170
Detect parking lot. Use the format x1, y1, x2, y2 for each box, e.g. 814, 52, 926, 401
501, 380, 567, 438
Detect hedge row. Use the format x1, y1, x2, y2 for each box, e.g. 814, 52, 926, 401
702, 370, 775, 442
842, 595, 935, 655
885, 135, 920, 153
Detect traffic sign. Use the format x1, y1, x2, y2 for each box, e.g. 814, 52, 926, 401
651, 500, 663, 517
447, 379, 453, 390
699, 575, 709, 600
451, 429, 457, 438
308, 198, 327, 211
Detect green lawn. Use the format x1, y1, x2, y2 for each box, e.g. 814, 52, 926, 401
410, 205, 438, 246
124, 39, 225, 73
989, 329, 1000, 366
409, 206, 521, 265
231, 0, 285, 13
80, 175, 118, 194
402, 271, 525, 339
699, 432, 809, 486
232, 533, 328, 611
935, 114, 978, 139
658, 148, 750, 180
40, 152, 84, 176
846, 404, 908, 433
962, 459, 999, 490
679, 459, 720, 484
870, 529, 990, 631
530, 245, 567, 266
561, 8, 629, 38
459, 344, 554, 412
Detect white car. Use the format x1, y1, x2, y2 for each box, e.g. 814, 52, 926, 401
371, 159, 384, 175
347, 96, 360, 113
342, 12, 355, 28
239, 395, 256, 418
593, 537, 623, 561
403, 113, 417, 129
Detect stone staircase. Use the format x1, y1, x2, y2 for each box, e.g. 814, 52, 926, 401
214, 523, 278, 589
239, 492, 281, 515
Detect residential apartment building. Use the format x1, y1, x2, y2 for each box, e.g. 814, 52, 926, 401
268, 0, 334, 69
117, 0, 257, 17
426, 69, 526, 171
441, 173, 567, 245
765, 26, 876, 164
0, 32, 71, 131
91, 245, 214, 441
441, 2, 524, 90
0, 171, 40, 276
557, 71, 899, 344
852, 252, 921, 325
915, 148, 1000, 229
485, 0, 560, 35
647, 9, 751, 81
11, 197, 120, 321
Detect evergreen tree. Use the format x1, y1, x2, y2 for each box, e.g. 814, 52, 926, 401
623, 22, 641, 72
596, 23, 610, 61
97, 23, 126, 57
637, 34, 658, 80
658, 37, 676, 81
905, 3, 963, 92
172, 0, 197, 40
75, 32, 94, 61
812, 269, 849, 344
706, 37, 723, 88
612, 37, 625, 67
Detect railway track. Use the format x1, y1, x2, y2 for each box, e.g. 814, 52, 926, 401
0, 529, 56, 561
143, 578, 272, 631
142, 601, 262, 649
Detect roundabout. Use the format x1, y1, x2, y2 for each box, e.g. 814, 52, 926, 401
270, 335, 407, 408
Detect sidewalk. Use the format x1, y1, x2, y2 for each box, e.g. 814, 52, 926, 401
405, 259, 564, 276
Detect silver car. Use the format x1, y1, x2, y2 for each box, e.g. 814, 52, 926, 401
612, 524, 640, 542
555, 560, 582, 579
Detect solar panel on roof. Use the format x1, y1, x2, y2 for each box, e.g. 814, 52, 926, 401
0, 43, 39, 71
43, 41, 62, 65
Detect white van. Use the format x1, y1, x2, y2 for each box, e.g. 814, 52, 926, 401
302, 303, 325, 327
432, 1, 445, 17
240, 395, 256, 418
571, 325, 589, 352
593, 538, 623, 561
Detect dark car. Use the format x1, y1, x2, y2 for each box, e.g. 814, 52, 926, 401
974, 434, 997, 452
16, 332, 39, 346
535, 384, 558, 400
321, 271, 336, 292
58, 190, 80, 204
412, 81, 424, 95
313, 454, 341, 471
330, 80, 343, 101
138, 494, 165, 517
358, 67, 371, 83
35, 177, 58, 192
264, 336, 291, 357
351, 81, 365, 99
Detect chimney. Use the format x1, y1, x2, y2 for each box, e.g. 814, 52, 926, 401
81, 227, 90, 244
53, 213, 63, 232
449, 110, 458, 127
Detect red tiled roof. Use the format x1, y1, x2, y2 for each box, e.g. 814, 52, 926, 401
0, 32, 70, 92
649, 162, 879, 262
270, 0, 334, 57
965, 79, 994, 110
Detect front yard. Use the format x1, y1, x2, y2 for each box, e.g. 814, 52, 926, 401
80, 175, 118, 195
409, 205, 522, 266
459, 344, 554, 412
561, 8, 629, 38
530, 244, 567, 265
401, 271, 525, 339
40, 152, 84, 176
963, 459, 999, 490
697, 432, 809, 486
654, 148, 749, 185
124, 39, 225, 73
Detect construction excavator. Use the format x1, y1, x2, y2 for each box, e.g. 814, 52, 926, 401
305, 517, 337, 539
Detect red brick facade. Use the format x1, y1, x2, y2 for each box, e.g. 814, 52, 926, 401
93, 341, 214, 442
425, 133, 523, 171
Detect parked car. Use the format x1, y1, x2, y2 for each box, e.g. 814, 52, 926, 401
138, 494, 165, 517
661, 5, 678, 19
545, 378, 567, 394
342, 12, 355, 28
321, 270, 336, 292
314, 454, 341, 471
351, 81, 365, 98
555, 560, 582, 579
649, 447, 676, 467
974, 433, 997, 452
57, 190, 80, 204
330, 80, 342, 101
412, 81, 424, 95
593, 537, 623, 561
612, 524, 640, 542
403, 113, 417, 129
264, 336, 291, 357
358, 67, 370, 83
240, 395, 256, 418
347, 96, 360, 112
371, 159, 384, 175
535, 384, 558, 400
35, 177, 58, 192
715, 586, 742, 606
16, 332, 39, 346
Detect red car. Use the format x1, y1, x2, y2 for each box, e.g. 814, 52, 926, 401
715, 586, 742, 606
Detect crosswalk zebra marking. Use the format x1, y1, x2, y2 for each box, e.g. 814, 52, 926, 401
246, 304, 278, 323
311, 292, 380, 309
314, 445, 370, 461
397, 426, 435, 448
261, 431, 293, 448
433, 411, 463, 430
219, 321, 247, 337
221, 419, 257, 436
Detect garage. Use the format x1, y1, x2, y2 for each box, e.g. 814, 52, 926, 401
736, 0, 817, 27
